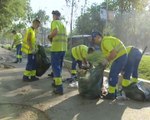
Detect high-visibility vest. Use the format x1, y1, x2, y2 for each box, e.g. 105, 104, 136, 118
13, 33, 22, 46
50, 20, 67, 52
126, 46, 133, 54
72, 45, 88, 61
101, 36, 127, 61
21, 27, 36, 54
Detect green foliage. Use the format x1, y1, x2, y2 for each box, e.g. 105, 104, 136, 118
31, 10, 50, 25
139, 55, 150, 80
108, 0, 149, 13
0, 0, 30, 31
86, 51, 105, 66
65, 50, 72, 61
75, 4, 105, 34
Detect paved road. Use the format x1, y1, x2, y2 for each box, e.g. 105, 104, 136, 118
0, 47, 150, 120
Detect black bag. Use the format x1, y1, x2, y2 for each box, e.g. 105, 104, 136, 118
78, 63, 105, 99
36, 45, 51, 76
123, 81, 150, 101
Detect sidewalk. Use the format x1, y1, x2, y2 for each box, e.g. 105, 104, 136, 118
0, 47, 150, 120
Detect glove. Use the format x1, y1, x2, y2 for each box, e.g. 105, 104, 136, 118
81, 62, 91, 70
47, 35, 52, 42
31, 49, 36, 54
101, 58, 109, 66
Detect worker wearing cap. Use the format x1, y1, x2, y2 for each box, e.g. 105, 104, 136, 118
91, 31, 127, 99
71, 45, 94, 78
122, 46, 142, 84
11, 30, 23, 63
21, 19, 41, 82
48, 10, 67, 95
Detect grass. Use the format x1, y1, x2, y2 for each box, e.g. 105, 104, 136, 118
65, 50, 150, 80
2, 45, 150, 80
139, 55, 150, 80
1, 44, 12, 50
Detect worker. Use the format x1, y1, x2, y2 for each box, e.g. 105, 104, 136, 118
122, 46, 142, 84
91, 31, 127, 99
11, 30, 23, 63
48, 10, 67, 95
21, 19, 41, 82
71, 44, 95, 79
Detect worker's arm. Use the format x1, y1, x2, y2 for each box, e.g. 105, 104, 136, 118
48, 28, 58, 42
83, 58, 88, 65
107, 49, 117, 62
27, 32, 32, 50
101, 49, 117, 66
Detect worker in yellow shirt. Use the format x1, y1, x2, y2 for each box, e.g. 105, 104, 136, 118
48, 10, 67, 95
91, 31, 127, 99
71, 45, 94, 79
11, 30, 22, 63
21, 19, 41, 82
122, 46, 142, 84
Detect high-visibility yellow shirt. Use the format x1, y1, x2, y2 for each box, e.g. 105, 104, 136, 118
21, 27, 36, 54
72, 45, 88, 61
50, 20, 67, 52
13, 33, 22, 46
101, 36, 127, 61
126, 46, 133, 53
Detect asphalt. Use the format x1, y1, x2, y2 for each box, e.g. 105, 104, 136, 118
0, 47, 150, 120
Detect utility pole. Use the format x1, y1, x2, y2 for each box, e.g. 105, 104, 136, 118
70, 0, 74, 48
105, 0, 108, 30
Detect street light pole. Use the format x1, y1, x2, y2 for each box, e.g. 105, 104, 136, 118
70, 0, 74, 48
105, 0, 108, 29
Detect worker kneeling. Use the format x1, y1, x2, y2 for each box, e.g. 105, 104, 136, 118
67, 45, 94, 82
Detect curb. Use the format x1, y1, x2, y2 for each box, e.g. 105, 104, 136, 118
63, 59, 150, 83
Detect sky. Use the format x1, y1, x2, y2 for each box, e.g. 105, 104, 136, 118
30, 0, 104, 31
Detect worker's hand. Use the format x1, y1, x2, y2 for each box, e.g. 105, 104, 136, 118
101, 87, 107, 96
47, 35, 52, 42
81, 62, 91, 70
101, 58, 109, 66
31, 49, 37, 54
86, 62, 91, 68
29, 47, 36, 54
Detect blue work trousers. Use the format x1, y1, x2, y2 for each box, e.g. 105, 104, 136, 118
51, 51, 65, 77
16, 44, 22, 58
123, 48, 142, 79
109, 54, 127, 87
26, 54, 36, 71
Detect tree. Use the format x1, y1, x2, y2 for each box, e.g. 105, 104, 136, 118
31, 10, 50, 45
0, 0, 30, 31
75, 4, 106, 35
65, 0, 88, 36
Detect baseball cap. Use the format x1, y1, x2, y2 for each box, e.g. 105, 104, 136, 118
91, 31, 102, 40
52, 10, 61, 17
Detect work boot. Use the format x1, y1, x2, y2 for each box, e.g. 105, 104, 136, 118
51, 80, 56, 87
22, 75, 30, 82
19, 58, 22, 63
65, 74, 77, 83
30, 76, 39, 81
102, 93, 116, 100
71, 74, 77, 79
53, 85, 63, 95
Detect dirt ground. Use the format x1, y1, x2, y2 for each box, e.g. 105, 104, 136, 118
0, 47, 150, 120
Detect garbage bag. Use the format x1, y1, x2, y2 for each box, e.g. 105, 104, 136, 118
78, 63, 105, 99
123, 81, 150, 101
36, 45, 51, 76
